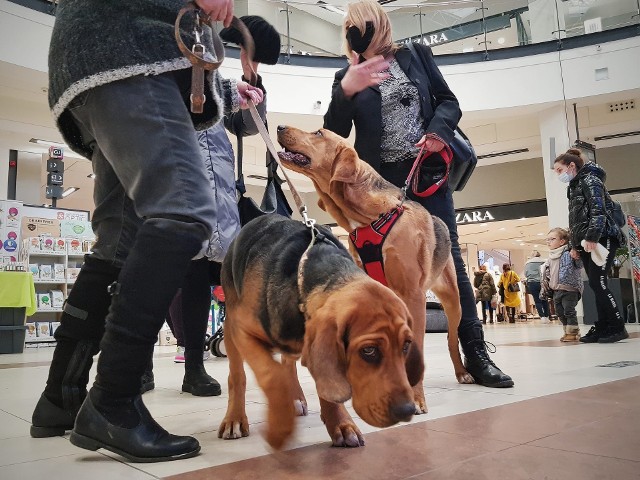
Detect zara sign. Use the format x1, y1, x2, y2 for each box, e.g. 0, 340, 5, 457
455, 210, 495, 225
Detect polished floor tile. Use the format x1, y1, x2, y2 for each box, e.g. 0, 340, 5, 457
0, 322, 638, 479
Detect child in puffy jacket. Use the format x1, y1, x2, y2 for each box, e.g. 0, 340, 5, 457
541, 228, 584, 341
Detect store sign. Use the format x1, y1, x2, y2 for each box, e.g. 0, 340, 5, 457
456, 210, 495, 224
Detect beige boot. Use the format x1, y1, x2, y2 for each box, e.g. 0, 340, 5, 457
561, 326, 580, 342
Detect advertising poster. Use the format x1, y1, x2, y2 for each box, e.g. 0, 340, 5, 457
628, 215, 640, 283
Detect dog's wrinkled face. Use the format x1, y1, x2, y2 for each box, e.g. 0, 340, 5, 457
302, 281, 421, 428
277, 126, 354, 191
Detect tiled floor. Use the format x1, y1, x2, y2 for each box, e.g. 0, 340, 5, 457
1, 321, 639, 479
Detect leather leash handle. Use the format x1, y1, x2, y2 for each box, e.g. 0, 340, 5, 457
247, 103, 314, 227
175, 2, 226, 71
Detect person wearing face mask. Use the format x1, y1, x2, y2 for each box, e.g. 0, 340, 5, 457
554, 148, 628, 343
324, 0, 513, 388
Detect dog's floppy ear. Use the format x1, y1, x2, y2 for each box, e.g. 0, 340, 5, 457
405, 341, 425, 387
329, 146, 359, 191
302, 310, 352, 403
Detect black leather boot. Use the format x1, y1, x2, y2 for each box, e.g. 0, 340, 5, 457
463, 331, 514, 388
70, 390, 200, 462
31, 256, 119, 438
71, 218, 207, 462
182, 350, 221, 396
140, 358, 155, 394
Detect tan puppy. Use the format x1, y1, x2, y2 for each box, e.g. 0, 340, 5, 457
218, 215, 422, 449
277, 126, 475, 415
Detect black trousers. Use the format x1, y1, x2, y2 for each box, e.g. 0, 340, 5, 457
380, 160, 483, 346
579, 236, 623, 331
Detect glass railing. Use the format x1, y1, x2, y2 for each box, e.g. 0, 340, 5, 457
240, 0, 640, 62
10, 0, 640, 61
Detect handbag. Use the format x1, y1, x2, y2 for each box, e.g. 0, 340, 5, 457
236, 128, 292, 226
507, 272, 521, 293
407, 43, 477, 191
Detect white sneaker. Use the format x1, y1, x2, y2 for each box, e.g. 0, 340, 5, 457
540, 316, 550, 324
203, 349, 210, 361
174, 346, 185, 363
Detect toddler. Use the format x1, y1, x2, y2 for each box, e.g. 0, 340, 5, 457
541, 228, 584, 341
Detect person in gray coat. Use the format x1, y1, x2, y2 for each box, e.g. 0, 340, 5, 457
524, 251, 550, 323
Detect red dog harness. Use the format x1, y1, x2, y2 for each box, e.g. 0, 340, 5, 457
349, 206, 404, 286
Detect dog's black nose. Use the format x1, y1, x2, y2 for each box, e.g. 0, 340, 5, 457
277, 125, 286, 132
390, 402, 415, 422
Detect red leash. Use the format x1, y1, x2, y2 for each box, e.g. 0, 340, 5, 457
404, 143, 453, 198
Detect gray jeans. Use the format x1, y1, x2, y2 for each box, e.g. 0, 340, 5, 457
553, 290, 581, 326
69, 72, 216, 267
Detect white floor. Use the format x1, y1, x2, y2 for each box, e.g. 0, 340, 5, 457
0, 321, 639, 479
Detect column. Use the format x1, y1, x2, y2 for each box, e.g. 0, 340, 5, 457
539, 105, 571, 230
0, 148, 10, 199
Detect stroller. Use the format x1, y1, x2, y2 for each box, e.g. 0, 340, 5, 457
204, 286, 226, 357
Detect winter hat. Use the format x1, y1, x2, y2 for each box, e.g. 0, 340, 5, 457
219, 15, 281, 65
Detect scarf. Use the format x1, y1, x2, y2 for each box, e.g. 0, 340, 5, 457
548, 244, 567, 260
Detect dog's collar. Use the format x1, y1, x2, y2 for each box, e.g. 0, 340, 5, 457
297, 230, 337, 314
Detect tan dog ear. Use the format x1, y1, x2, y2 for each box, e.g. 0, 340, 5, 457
405, 341, 425, 387
302, 313, 352, 403
329, 146, 359, 191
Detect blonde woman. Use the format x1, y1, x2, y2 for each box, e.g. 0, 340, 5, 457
324, 1, 512, 388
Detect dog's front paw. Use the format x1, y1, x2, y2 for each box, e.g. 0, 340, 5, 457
218, 416, 249, 440
264, 422, 295, 450
328, 420, 365, 448
413, 386, 428, 414
456, 371, 475, 384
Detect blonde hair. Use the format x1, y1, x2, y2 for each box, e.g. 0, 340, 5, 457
343, 1, 400, 60
549, 227, 570, 243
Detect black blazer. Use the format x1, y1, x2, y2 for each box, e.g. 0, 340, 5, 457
323, 44, 461, 172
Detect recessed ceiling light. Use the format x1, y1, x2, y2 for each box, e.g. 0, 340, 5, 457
62, 187, 79, 198
29, 138, 68, 148
499, 227, 506, 231
480, 223, 488, 226
534, 244, 539, 247
537, 233, 544, 236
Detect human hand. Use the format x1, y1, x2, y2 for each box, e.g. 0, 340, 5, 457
582, 241, 597, 253
340, 52, 390, 99
195, 0, 234, 27
237, 81, 264, 109
570, 248, 580, 260
416, 135, 445, 152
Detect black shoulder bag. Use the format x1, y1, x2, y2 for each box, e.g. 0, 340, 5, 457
236, 126, 292, 227
407, 43, 477, 191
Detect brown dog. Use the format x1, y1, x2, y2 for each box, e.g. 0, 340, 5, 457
277, 126, 475, 415
218, 214, 423, 449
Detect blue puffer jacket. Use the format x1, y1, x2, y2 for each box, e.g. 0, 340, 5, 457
540, 248, 584, 299
196, 81, 267, 261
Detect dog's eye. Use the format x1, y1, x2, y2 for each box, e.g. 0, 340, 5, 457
314, 130, 323, 137
360, 346, 381, 363
402, 341, 411, 355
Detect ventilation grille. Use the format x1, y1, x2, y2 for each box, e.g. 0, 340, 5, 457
609, 100, 635, 112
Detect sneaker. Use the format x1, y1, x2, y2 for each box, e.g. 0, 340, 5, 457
174, 346, 186, 363
540, 316, 550, 324
579, 326, 602, 343
597, 328, 629, 344
202, 349, 210, 362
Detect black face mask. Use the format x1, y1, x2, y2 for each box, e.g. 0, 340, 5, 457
346, 21, 375, 54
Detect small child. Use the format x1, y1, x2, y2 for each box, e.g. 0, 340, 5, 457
541, 228, 584, 342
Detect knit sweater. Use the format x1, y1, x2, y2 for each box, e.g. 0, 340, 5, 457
49, 0, 239, 158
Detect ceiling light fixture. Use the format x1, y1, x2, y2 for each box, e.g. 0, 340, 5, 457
61, 187, 79, 198
316, 1, 345, 15
593, 130, 640, 141
477, 148, 529, 159
29, 138, 68, 148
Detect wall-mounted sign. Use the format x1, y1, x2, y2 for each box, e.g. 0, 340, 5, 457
455, 199, 548, 224
456, 210, 495, 224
